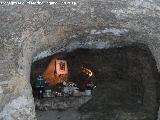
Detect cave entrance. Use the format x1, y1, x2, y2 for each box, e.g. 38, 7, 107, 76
30, 45, 159, 120
30, 51, 94, 112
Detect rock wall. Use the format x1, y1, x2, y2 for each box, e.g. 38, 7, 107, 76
1, 0, 160, 119
74, 47, 158, 120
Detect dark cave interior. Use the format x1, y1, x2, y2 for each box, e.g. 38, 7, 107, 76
31, 45, 160, 120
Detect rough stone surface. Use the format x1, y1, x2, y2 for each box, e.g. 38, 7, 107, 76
0, 96, 35, 120
72, 47, 158, 120
1, 0, 160, 120
36, 109, 80, 120
35, 97, 91, 111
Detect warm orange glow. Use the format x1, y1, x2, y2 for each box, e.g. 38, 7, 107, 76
43, 58, 68, 85
82, 66, 93, 77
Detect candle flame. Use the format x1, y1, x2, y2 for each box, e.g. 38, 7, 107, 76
82, 66, 93, 77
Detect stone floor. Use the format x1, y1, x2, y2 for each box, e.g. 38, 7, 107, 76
36, 108, 152, 120
36, 109, 80, 120
35, 96, 92, 111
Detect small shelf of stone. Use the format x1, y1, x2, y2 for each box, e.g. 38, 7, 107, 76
35, 96, 92, 111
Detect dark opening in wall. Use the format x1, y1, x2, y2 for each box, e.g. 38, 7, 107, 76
30, 44, 159, 120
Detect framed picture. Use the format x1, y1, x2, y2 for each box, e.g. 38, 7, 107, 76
56, 60, 68, 75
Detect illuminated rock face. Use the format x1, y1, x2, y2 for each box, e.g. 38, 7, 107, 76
1, 0, 160, 120
43, 58, 68, 85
